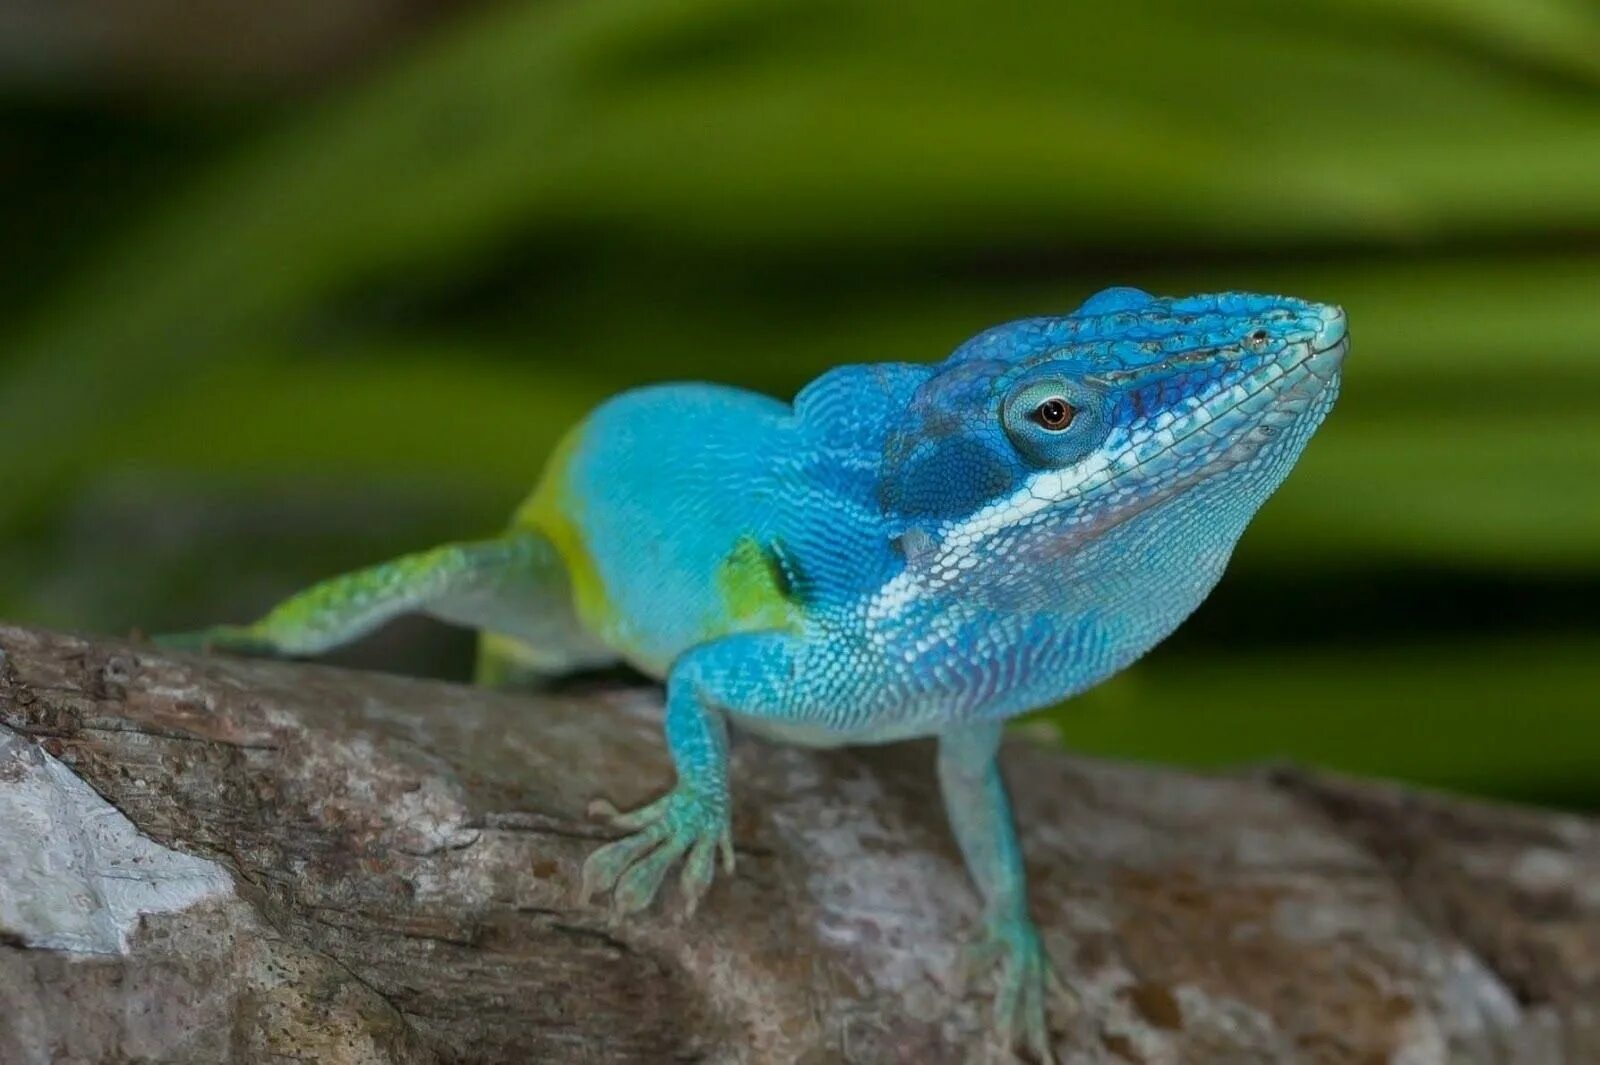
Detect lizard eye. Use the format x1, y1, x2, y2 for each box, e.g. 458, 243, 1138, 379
1246, 328, 1270, 350
1001, 367, 1105, 467
1029, 397, 1076, 431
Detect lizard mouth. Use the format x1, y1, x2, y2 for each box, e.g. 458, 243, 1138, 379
1027, 344, 1342, 546
940, 337, 1339, 545
1311, 335, 1349, 371
1038, 332, 1344, 521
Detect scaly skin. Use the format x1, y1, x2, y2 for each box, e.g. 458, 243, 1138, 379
162, 286, 1348, 1061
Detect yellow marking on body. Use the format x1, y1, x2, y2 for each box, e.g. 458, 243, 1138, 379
714, 535, 801, 635
513, 424, 613, 636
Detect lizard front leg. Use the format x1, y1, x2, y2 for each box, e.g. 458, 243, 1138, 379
939, 722, 1064, 1063
579, 675, 732, 915
581, 630, 848, 915
579, 634, 792, 916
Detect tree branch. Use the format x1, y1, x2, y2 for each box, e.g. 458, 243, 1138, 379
1, 623, 1596, 1063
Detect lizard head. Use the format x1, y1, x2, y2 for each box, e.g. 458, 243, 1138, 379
879, 287, 1346, 609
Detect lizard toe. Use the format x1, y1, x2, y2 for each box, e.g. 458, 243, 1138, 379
579, 820, 668, 904
679, 834, 719, 918
974, 914, 1063, 1063
612, 834, 690, 914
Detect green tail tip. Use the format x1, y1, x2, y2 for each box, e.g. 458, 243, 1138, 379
152, 626, 277, 656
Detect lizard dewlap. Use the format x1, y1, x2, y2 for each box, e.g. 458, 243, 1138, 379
160, 286, 1347, 1062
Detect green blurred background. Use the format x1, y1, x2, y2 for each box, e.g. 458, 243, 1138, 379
2, 0, 1597, 806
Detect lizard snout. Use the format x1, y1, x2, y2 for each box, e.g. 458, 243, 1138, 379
1309, 303, 1348, 375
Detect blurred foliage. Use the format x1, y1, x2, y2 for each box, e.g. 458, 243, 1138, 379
0, 0, 1596, 806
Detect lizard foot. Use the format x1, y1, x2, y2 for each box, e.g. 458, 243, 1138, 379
579, 787, 733, 917
960, 914, 1069, 1063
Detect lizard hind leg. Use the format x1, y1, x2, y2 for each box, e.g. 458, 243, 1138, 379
158, 531, 612, 680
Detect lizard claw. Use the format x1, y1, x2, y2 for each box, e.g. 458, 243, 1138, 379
580, 786, 731, 916
659, 821, 735, 919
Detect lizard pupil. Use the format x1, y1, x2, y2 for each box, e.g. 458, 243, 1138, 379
1031, 398, 1075, 431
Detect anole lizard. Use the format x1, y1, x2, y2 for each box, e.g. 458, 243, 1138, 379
162, 286, 1347, 1061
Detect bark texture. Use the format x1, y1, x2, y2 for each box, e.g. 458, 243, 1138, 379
0, 622, 1597, 1064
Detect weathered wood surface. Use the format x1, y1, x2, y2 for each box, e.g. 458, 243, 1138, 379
1, 622, 1597, 1064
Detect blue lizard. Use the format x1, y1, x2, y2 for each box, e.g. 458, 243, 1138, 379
163, 286, 1347, 1060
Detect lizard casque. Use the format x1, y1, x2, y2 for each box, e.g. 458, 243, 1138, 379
163, 286, 1348, 1061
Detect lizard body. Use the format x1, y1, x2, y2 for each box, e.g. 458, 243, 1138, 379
164, 286, 1347, 1060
